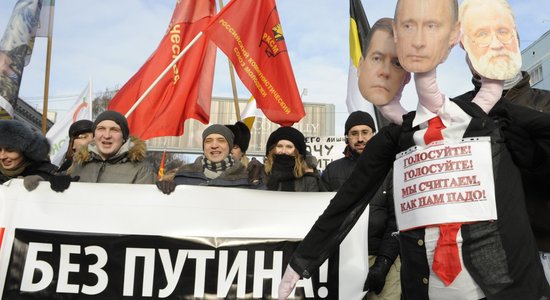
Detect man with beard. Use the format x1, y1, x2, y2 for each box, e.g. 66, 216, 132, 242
455, 0, 550, 285
321, 111, 401, 300
321, 111, 375, 191
460, 0, 521, 80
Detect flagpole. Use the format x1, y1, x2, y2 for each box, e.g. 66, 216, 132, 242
124, 31, 205, 118
88, 78, 93, 119
41, 4, 55, 135
218, 0, 241, 122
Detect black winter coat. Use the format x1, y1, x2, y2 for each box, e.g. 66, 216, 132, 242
456, 76, 550, 252
289, 98, 550, 300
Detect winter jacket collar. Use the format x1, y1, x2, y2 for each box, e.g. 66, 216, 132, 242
73, 136, 147, 165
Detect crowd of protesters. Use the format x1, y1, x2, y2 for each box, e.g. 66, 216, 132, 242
2, 0, 550, 298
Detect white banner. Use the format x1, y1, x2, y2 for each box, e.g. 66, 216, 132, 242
393, 138, 497, 230
305, 136, 347, 171
46, 82, 92, 166
0, 180, 368, 299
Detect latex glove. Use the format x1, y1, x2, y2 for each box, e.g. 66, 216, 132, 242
23, 175, 44, 191
156, 179, 176, 195
472, 76, 504, 113
363, 256, 393, 294
278, 265, 300, 300
415, 69, 444, 113
49, 175, 79, 192
247, 157, 264, 185
377, 72, 411, 125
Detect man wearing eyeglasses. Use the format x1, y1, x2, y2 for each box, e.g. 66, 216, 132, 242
460, 0, 521, 80
456, 0, 550, 287
321, 111, 375, 191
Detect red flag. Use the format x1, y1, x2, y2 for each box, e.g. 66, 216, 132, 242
108, 0, 217, 140
204, 0, 305, 126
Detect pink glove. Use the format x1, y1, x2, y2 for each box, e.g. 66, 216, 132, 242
415, 69, 444, 113
278, 265, 300, 299
377, 72, 411, 125
472, 76, 504, 113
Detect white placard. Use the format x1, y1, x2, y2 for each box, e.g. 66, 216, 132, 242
393, 138, 497, 230
305, 136, 347, 171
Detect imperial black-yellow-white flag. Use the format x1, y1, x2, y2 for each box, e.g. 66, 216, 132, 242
345, 0, 378, 120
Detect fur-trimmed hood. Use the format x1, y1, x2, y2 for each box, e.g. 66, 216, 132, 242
73, 136, 147, 164
0, 120, 50, 162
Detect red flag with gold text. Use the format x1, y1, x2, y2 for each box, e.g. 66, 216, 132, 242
204, 0, 305, 126
108, 0, 216, 140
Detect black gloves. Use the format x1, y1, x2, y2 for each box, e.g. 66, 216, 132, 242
49, 175, 79, 192
364, 256, 393, 295
247, 157, 264, 185
156, 180, 176, 195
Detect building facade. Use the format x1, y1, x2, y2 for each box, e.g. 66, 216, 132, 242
146, 96, 335, 157
522, 29, 550, 90
14, 97, 53, 131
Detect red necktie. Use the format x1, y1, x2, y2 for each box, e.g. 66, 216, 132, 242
424, 116, 445, 145
424, 116, 463, 286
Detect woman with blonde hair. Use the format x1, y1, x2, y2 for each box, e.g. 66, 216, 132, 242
264, 127, 319, 192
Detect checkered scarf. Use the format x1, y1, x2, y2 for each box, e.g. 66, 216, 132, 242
203, 156, 233, 179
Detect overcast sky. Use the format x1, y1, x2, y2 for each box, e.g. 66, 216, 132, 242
1, 0, 549, 134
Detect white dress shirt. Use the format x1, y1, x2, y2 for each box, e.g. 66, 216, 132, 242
412, 98, 485, 300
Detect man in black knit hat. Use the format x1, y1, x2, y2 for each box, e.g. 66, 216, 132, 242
157, 124, 261, 194
321, 111, 375, 191
321, 111, 400, 300
58, 120, 94, 172
69, 110, 153, 184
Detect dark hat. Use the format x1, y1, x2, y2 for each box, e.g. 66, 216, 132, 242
202, 124, 234, 150
93, 110, 130, 141
0, 120, 50, 162
344, 111, 376, 135
68, 119, 94, 138
265, 126, 306, 157
225, 121, 251, 153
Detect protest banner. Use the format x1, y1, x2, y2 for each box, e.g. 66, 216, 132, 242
0, 180, 368, 299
